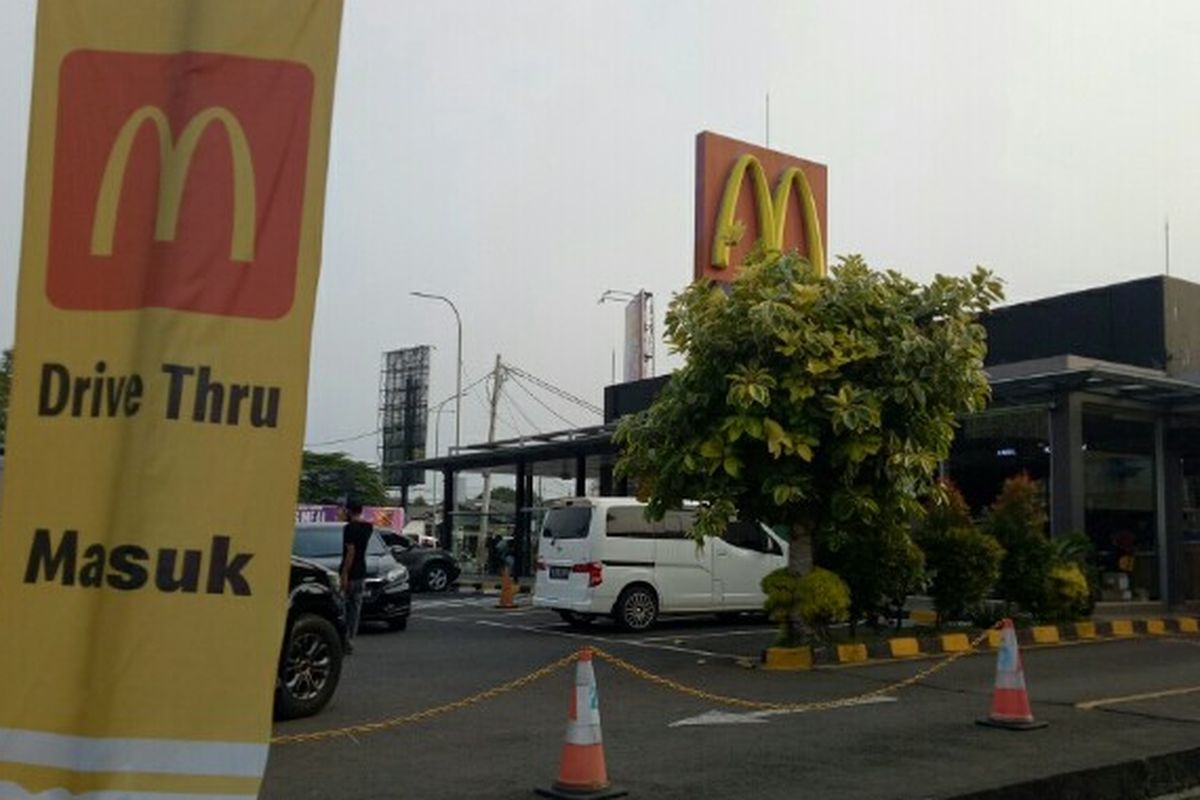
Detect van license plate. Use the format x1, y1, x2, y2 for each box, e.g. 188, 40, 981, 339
549, 566, 569, 580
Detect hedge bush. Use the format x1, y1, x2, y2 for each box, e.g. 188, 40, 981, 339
982, 474, 1053, 616
762, 567, 850, 645
914, 482, 1003, 624
826, 525, 924, 633
1047, 563, 1090, 621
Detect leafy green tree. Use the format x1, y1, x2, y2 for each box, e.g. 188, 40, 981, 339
484, 486, 517, 505
298, 450, 387, 506
616, 253, 1001, 639
0, 348, 11, 449
982, 473, 1053, 615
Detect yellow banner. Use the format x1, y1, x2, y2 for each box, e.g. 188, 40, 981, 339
0, 1, 343, 797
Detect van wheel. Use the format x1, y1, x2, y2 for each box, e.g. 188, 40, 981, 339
558, 611, 594, 628
615, 585, 658, 632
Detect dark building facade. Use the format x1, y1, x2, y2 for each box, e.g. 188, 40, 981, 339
948, 276, 1200, 605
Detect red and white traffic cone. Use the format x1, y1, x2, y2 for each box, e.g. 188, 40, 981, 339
497, 568, 519, 609
977, 619, 1047, 730
536, 648, 627, 799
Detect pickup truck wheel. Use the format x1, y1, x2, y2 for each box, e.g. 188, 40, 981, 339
615, 585, 658, 632
275, 613, 343, 720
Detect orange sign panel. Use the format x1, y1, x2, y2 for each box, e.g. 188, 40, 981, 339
47, 50, 314, 319
694, 130, 828, 283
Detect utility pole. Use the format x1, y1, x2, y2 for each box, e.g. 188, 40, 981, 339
477, 354, 505, 570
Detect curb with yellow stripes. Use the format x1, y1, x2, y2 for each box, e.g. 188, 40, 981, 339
465, 581, 532, 594
763, 616, 1199, 670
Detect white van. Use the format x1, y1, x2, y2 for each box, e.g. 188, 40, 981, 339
532, 497, 788, 631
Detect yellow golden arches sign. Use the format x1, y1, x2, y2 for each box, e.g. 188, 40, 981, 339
693, 131, 828, 284
91, 105, 257, 262
711, 153, 826, 277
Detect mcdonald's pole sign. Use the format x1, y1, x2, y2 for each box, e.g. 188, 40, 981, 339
0, 1, 342, 797
694, 130, 828, 283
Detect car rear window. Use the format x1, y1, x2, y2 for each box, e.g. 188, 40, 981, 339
293, 526, 387, 557
541, 507, 592, 539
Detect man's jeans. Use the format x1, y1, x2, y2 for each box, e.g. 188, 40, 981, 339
345, 580, 365, 641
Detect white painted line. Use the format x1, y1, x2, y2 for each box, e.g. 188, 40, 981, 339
472, 619, 737, 660
639, 629, 769, 643
412, 597, 496, 609
1077, 685, 1200, 710
668, 710, 770, 726
669, 696, 897, 727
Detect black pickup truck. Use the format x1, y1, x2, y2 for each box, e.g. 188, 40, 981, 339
276, 556, 347, 719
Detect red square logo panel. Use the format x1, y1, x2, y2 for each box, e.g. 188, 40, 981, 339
46, 50, 314, 319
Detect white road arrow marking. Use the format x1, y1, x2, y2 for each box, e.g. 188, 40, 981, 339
669, 695, 897, 727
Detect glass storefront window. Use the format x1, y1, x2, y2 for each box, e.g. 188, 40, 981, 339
1083, 412, 1158, 601
947, 406, 1051, 517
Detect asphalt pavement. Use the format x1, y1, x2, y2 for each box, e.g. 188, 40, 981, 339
263, 591, 1200, 799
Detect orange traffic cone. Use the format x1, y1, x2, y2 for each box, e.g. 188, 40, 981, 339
977, 619, 1047, 730
497, 568, 519, 609
536, 648, 627, 799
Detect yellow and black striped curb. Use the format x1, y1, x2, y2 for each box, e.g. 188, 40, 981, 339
463, 581, 532, 594
763, 617, 1199, 671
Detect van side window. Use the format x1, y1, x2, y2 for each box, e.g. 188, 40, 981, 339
660, 510, 697, 540
607, 508, 696, 539
607, 507, 658, 537
722, 520, 771, 553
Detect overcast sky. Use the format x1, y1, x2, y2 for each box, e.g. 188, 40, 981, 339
2, 1, 1199, 492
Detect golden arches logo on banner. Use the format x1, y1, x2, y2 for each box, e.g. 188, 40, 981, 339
90, 105, 257, 262
711, 154, 826, 277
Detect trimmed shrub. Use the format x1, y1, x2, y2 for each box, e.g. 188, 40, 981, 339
1050, 532, 1099, 615
1046, 563, 1090, 622
762, 567, 850, 645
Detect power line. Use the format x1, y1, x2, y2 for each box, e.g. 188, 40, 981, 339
507, 371, 582, 429
305, 428, 380, 448
313, 371, 493, 451
501, 385, 540, 434
497, 386, 528, 438
504, 364, 603, 416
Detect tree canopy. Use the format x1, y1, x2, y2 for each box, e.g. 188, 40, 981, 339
298, 450, 387, 506
615, 252, 1003, 573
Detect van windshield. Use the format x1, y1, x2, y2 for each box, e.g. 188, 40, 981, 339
542, 507, 591, 539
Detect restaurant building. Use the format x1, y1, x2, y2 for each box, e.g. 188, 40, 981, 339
403, 274, 1200, 609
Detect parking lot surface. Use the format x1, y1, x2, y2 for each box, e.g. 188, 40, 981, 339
264, 592, 1200, 799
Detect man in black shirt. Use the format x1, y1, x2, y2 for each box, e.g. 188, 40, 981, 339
339, 500, 372, 654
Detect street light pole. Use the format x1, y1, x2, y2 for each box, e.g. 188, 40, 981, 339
411, 292, 462, 454
430, 395, 456, 509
